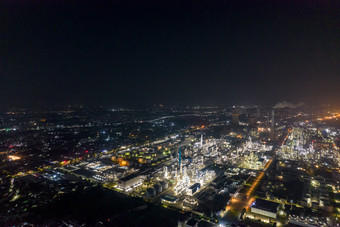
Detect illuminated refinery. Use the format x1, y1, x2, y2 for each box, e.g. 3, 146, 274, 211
1, 104, 340, 226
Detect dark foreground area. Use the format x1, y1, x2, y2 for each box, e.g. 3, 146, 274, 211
5, 186, 181, 226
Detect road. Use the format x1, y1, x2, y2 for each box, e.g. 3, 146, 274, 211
222, 158, 273, 221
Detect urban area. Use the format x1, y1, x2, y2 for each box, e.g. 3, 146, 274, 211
1, 104, 340, 226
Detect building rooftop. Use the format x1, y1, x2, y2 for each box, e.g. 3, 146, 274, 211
251, 198, 279, 213
189, 183, 200, 189
161, 194, 179, 203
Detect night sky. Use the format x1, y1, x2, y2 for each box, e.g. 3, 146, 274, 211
0, 0, 339, 108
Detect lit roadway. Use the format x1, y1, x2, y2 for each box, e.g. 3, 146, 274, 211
221, 158, 273, 221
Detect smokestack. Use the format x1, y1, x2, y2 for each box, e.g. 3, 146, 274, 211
271, 109, 275, 129
267, 111, 270, 123
270, 109, 275, 140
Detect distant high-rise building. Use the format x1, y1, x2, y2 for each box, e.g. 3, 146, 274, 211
231, 107, 240, 125
267, 110, 271, 123
231, 113, 240, 125
249, 115, 257, 127
256, 108, 261, 118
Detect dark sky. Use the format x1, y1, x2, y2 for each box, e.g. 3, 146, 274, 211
0, 0, 339, 107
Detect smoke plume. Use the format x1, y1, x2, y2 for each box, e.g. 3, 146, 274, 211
273, 101, 304, 109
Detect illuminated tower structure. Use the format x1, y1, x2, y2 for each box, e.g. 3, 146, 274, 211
200, 135, 203, 148
311, 140, 316, 159
298, 135, 304, 150
163, 166, 168, 178
179, 147, 182, 176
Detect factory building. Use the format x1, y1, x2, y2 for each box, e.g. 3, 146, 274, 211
161, 194, 179, 204
116, 173, 141, 191
187, 183, 200, 196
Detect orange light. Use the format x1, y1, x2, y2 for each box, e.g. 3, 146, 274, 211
247, 197, 255, 207
8, 155, 21, 161
120, 160, 128, 166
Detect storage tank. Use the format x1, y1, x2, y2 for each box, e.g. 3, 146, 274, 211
160, 181, 168, 190
154, 184, 163, 194
146, 188, 156, 198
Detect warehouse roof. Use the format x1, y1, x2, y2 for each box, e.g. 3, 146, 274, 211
251, 198, 279, 213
